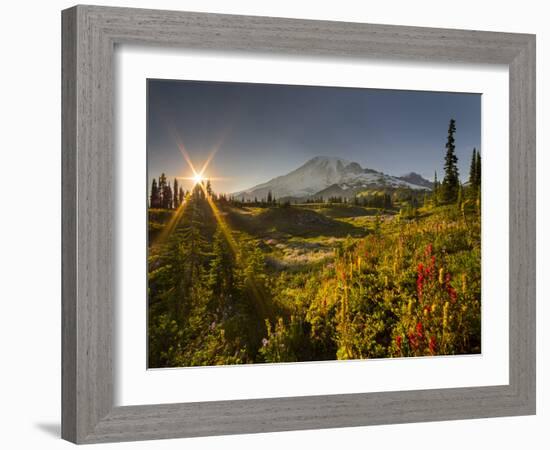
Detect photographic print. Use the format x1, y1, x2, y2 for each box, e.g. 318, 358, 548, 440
147, 79, 481, 368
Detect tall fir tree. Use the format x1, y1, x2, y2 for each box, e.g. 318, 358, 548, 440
178, 186, 184, 206
475, 150, 481, 189
163, 184, 173, 209
208, 226, 237, 314
158, 173, 167, 208
150, 178, 160, 208
441, 119, 460, 203
173, 178, 179, 209
468, 148, 478, 186
206, 179, 212, 197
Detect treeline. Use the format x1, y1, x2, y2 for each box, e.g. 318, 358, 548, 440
149, 174, 216, 209
150, 173, 185, 209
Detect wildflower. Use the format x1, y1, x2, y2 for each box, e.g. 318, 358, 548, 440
384, 275, 389, 288
461, 273, 467, 294
431, 303, 437, 314
438, 268, 445, 284
209, 321, 216, 330
417, 263, 425, 301
449, 287, 457, 303
416, 321, 424, 339
407, 299, 413, 315
429, 336, 437, 354
424, 243, 433, 257
262, 338, 269, 347
396, 335, 403, 351
408, 331, 417, 349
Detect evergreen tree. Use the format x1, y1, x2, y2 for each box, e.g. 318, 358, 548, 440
469, 148, 478, 187
267, 190, 272, 204
163, 184, 173, 209
150, 178, 160, 208
206, 179, 212, 197
158, 173, 167, 208
441, 119, 460, 203
208, 226, 237, 315
173, 197, 209, 318
178, 187, 184, 205
173, 178, 179, 209
475, 150, 481, 190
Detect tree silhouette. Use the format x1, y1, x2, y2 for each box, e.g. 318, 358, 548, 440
441, 119, 460, 203
150, 178, 160, 208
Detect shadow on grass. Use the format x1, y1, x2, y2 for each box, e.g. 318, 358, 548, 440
225, 205, 366, 239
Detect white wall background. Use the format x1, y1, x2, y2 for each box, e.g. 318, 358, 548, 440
0, 1, 546, 448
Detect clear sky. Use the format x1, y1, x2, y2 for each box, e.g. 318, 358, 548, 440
147, 79, 481, 194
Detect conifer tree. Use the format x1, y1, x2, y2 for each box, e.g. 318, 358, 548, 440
206, 180, 212, 197
441, 119, 460, 203
173, 178, 179, 208
158, 173, 167, 207
150, 178, 160, 208
475, 150, 481, 189
163, 184, 173, 209
178, 187, 184, 205
469, 148, 478, 186
208, 226, 237, 313
267, 190, 272, 204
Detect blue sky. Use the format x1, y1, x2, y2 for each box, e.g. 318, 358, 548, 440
147, 79, 481, 194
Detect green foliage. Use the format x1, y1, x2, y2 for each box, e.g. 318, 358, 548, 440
148, 186, 481, 367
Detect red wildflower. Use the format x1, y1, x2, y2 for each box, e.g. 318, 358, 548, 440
416, 321, 424, 339
408, 331, 418, 349
429, 255, 436, 277
396, 335, 402, 350
417, 263, 424, 301
429, 336, 437, 354
424, 243, 433, 257
449, 287, 458, 303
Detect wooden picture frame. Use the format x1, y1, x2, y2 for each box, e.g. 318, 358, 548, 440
61, 5, 536, 444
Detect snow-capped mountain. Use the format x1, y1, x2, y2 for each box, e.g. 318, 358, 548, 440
233, 156, 432, 200
397, 172, 434, 189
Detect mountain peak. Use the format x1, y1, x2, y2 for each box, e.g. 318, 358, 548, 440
397, 172, 433, 189
233, 155, 431, 200
303, 156, 353, 168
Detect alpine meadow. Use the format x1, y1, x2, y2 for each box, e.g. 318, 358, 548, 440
147, 80, 482, 368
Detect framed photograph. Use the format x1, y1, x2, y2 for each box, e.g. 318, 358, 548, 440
62, 5, 536, 444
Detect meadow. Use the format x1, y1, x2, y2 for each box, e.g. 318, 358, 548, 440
147, 184, 481, 367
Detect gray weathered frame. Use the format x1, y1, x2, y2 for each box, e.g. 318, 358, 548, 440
61, 4, 536, 444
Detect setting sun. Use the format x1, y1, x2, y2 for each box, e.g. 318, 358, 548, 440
193, 173, 204, 185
